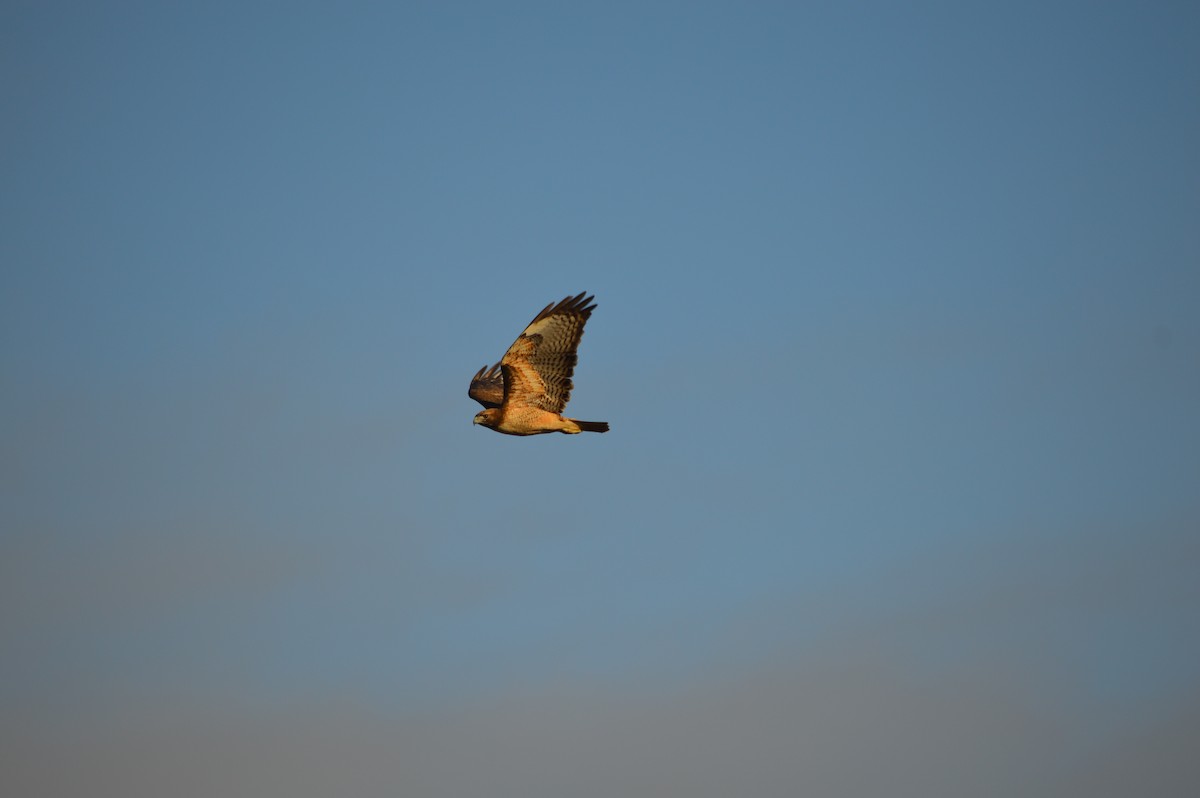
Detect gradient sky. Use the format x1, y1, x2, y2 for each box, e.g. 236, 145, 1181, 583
3, 2, 1199, 796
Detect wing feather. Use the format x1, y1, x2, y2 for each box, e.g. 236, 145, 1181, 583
468, 363, 505, 408
499, 292, 596, 413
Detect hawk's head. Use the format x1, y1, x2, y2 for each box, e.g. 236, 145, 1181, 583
473, 408, 500, 429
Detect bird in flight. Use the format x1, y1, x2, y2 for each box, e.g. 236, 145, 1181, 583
469, 292, 609, 436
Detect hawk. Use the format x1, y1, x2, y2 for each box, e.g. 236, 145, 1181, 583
469, 292, 610, 436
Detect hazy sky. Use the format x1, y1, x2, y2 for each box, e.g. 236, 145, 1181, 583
3, 2, 1199, 796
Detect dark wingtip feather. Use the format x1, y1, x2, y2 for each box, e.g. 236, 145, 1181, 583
528, 292, 599, 326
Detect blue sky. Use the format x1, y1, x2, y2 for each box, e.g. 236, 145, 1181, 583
3, 2, 1199, 795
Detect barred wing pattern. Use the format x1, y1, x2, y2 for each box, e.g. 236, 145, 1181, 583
467, 292, 597, 414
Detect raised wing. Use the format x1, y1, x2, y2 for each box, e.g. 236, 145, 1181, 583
468, 363, 504, 409
499, 292, 596, 413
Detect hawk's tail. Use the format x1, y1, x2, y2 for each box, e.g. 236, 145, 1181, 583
572, 419, 610, 434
